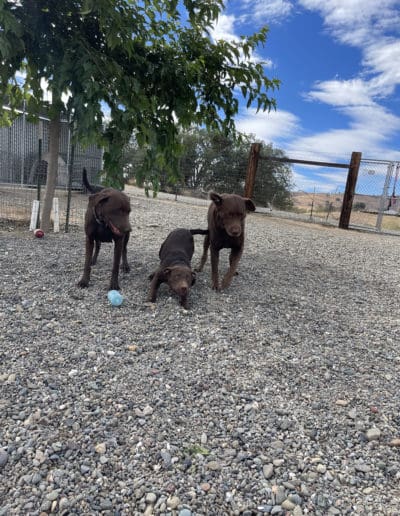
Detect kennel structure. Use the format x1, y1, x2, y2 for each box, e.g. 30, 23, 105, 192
0, 109, 103, 189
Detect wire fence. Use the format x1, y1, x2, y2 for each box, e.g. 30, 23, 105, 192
1, 112, 399, 235
351, 159, 400, 233
0, 110, 102, 230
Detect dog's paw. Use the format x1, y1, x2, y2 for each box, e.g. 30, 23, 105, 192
221, 277, 232, 289
77, 279, 89, 288
121, 264, 131, 273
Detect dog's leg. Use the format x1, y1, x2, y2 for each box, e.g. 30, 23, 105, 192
196, 234, 210, 272
147, 271, 163, 302
91, 240, 101, 265
221, 247, 243, 289
210, 246, 220, 290
121, 232, 130, 273
78, 236, 95, 288
110, 237, 124, 290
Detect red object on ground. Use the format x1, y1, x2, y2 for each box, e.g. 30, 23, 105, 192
34, 229, 44, 238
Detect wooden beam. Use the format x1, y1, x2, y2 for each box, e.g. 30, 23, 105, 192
244, 143, 261, 198
263, 156, 349, 169
339, 151, 362, 229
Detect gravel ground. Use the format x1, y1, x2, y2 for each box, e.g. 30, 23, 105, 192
1, 192, 400, 516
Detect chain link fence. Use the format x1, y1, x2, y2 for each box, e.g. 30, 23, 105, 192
0, 111, 102, 230
350, 159, 400, 233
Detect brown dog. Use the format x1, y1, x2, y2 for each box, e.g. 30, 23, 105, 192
78, 173, 131, 290
197, 192, 255, 290
148, 228, 208, 308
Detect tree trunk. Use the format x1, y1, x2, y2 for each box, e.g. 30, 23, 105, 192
41, 111, 61, 232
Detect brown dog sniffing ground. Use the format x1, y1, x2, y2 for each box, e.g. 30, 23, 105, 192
148, 228, 208, 309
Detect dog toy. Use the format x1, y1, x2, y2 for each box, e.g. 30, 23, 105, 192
34, 229, 44, 238
107, 290, 123, 307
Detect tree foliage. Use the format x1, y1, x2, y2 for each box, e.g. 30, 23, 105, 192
0, 0, 280, 191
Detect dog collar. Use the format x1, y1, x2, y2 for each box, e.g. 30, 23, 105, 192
93, 207, 103, 225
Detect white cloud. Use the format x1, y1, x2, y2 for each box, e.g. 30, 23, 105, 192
285, 103, 400, 162
364, 40, 400, 96
241, 0, 293, 24
298, 0, 400, 47
236, 108, 301, 142
305, 79, 374, 106
210, 14, 239, 43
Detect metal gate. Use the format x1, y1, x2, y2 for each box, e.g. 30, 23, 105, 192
351, 159, 400, 234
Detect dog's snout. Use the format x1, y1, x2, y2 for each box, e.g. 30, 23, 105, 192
228, 225, 242, 237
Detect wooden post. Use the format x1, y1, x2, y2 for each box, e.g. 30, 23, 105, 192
339, 151, 362, 229
244, 143, 261, 198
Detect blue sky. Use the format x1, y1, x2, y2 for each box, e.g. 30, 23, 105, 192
211, 0, 400, 192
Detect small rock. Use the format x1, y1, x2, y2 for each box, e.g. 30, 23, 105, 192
263, 463, 274, 479
167, 495, 180, 509
355, 463, 371, 473
46, 489, 60, 501
335, 399, 349, 406
347, 408, 357, 419
95, 443, 106, 454
145, 492, 157, 504
0, 449, 9, 469
292, 506, 303, 516
135, 405, 154, 417
272, 485, 286, 505
317, 464, 327, 474
200, 482, 211, 492
389, 438, 400, 447
59, 498, 69, 511
366, 428, 381, 441
206, 460, 221, 471
282, 499, 295, 511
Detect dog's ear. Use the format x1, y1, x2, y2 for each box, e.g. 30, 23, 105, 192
90, 190, 110, 206
210, 192, 223, 205
245, 198, 256, 212
191, 271, 196, 286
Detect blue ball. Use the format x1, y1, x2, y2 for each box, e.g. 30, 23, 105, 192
107, 290, 123, 307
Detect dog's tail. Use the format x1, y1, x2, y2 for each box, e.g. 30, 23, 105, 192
190, 229, 209, 235
83, 168, 103, 194
83, 168, 95, 193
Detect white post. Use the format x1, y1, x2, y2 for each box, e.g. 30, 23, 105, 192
29, 200, 40, 231
53, 197, 60, 233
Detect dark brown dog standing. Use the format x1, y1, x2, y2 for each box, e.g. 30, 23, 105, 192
148, 228, 208, 308
197, 192, 255, 290
78, 171, 131, 290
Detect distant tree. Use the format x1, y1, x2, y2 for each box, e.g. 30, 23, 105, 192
177, 128, 251, 194
255, 144, 293, 209
0, 0, 279, 230
353, 201, 366, 211
139, 128, 293, 208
